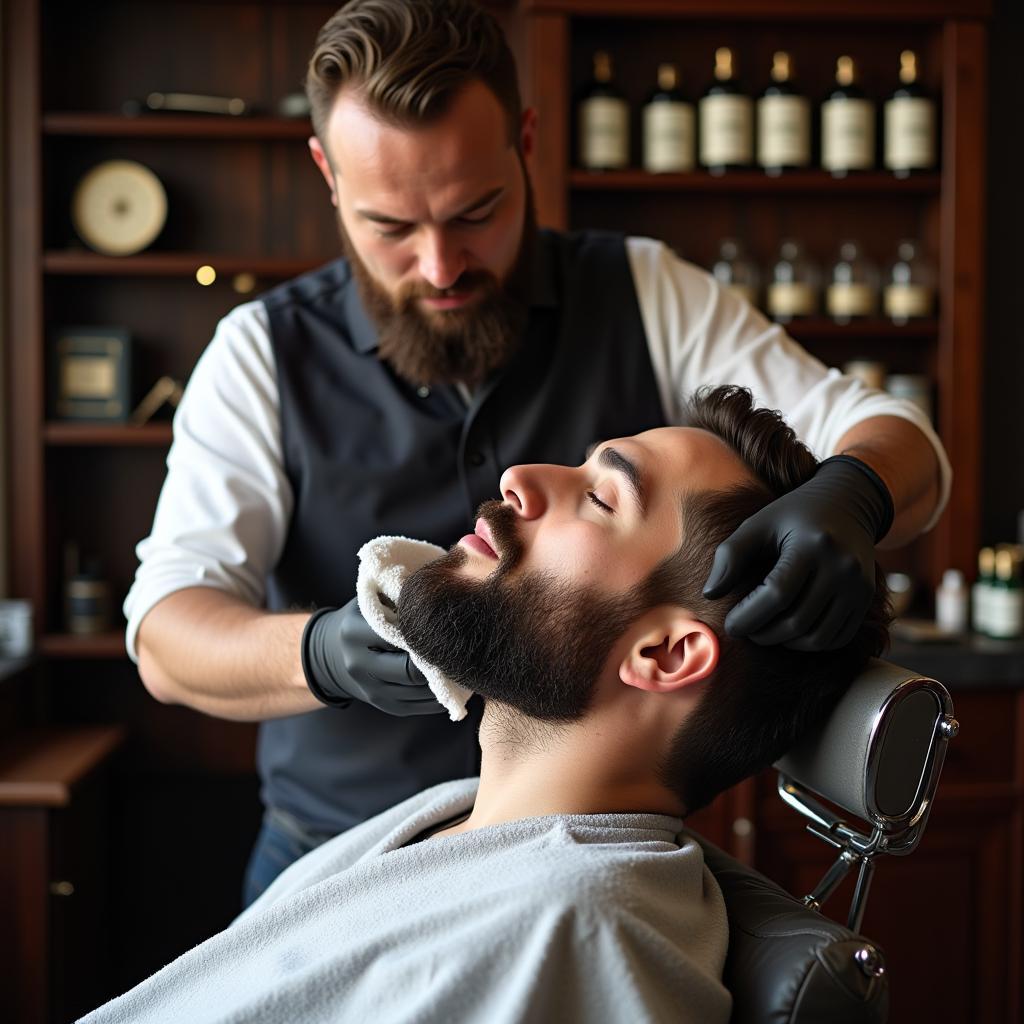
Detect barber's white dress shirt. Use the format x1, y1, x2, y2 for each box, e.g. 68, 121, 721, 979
79, 778, 731, 1024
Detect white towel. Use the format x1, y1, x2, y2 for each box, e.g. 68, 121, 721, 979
356, 535, 474, 721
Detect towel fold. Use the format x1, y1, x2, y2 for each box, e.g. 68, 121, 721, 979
356, 535, 474, 721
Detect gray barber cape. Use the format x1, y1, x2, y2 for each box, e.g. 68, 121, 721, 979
80, 778, 730, 1023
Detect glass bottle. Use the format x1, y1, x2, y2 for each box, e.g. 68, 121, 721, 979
884, 240, 935, 324
712, 238, 759, 307
766, 240, 818, 322
826, 240, 878, 323
699, 47, 753, 175
643, 63, 694, 173
987, 549, 1024, 639
972, 546, 996, 635
821, 56, 875, 177
757, 51, 811, 175
578, 51, 629, 171
884, 50, 936, 177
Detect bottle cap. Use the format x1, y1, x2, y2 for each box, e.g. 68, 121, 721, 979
941, 569, 965, 589
657, 63, 678, 91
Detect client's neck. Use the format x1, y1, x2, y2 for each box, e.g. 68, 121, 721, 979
442, 696, 686, 837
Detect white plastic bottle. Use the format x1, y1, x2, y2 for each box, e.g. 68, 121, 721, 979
935, 569, 968, 634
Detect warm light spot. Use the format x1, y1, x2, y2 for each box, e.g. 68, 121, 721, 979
196, 265, 217, 286
232, 272, 256, 294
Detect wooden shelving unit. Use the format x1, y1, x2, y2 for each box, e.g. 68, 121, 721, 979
43, 112, 312, 140
43, 251, 319, 278
569, 168, 942, 194
43, 422, 173, 447
38, 633, 127, 659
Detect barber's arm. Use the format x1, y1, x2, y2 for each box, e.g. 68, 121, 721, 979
137, 590, 441, 721
703, 415, 941, 651
136, 588, 314, 721
834, 414, 940, 549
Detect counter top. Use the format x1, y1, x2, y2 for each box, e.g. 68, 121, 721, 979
888, 634, 1024, 687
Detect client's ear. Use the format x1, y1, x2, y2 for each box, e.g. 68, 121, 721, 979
618, 609, 719, 693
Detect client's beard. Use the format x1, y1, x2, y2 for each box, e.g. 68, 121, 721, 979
341, 171, 537, 389
397, 501, 646, 722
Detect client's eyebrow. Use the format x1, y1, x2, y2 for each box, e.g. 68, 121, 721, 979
584, 443, 648, 517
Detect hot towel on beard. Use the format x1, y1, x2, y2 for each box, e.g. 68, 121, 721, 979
356, 534, 475, 721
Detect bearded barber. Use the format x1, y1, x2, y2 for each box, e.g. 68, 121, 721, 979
126, 0, 950, 908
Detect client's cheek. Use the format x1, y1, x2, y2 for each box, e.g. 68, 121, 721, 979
521, 528, 609, 586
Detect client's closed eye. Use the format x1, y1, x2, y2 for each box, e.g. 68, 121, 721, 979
587, 491, 614, 514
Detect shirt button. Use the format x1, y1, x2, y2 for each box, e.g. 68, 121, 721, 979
468, 451, 485, 467
416, 385, 431, 398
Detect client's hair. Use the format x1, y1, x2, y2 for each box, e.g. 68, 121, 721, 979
643, 386, 892, 815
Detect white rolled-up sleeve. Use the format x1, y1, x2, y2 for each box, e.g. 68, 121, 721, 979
123, 301, 292, 662
626, 236, 951, 531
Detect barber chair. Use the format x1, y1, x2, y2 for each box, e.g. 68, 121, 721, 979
691, 659, 957, 1024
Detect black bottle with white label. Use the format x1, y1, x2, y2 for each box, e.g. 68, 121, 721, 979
699, 47, 753, 175
884, 50, 936, 177
578, 51, 629, 171
821, 56, 875, 177
643, 63, 695, 173
757, 51, 810, 175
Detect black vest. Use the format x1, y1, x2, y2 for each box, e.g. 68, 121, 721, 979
260, 229, 666, 833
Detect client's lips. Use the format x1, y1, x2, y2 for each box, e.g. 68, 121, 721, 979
458, 517, 499, 560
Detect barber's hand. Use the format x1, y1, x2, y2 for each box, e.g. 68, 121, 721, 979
702, 456, 894, 651
301, 597, 445, 715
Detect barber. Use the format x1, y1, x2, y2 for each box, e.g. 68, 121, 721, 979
127, 0, 949, 907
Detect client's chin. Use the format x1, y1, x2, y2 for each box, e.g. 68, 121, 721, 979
397, 551, 645, 723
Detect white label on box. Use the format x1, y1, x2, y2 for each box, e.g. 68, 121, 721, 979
62, 356, 117, 398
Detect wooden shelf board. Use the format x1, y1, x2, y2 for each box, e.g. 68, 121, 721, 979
784, 318, 938, 341
43, 251, 322, 278
0, 725, 125, 807
39, 633, 127, 659
523, 0, 989, 19
44, 112, 311, 139
570, 169, 941, 195
44, 422, 173, 446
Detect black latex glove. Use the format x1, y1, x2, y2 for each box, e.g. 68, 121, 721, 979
301, 597, 446, 715
702, 455, 894, 651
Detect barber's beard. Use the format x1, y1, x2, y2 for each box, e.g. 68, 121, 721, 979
340, 180, 537, 389
397, 501, 646, 723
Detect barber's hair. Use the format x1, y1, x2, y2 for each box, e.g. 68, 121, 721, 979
644, 386, 892, 815
306, 0, 522, 150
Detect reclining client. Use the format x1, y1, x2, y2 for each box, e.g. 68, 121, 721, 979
81, 386, 892, 1024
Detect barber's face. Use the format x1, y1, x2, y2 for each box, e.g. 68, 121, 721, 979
397, 428, 752, 719
309, 80, 537, 385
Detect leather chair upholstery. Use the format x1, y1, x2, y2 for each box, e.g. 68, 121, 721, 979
695, 835, 888, 1024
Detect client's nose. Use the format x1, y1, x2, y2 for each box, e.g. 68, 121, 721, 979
499, 464, 549, 521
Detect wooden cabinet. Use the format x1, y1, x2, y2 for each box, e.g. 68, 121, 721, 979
0, 727, 123, 1024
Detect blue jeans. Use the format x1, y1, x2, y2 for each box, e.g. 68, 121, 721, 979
242, 807, 336, 909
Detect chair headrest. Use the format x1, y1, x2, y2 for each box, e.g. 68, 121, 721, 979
774, 658, 956, 855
